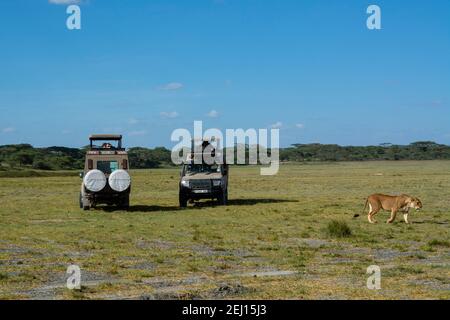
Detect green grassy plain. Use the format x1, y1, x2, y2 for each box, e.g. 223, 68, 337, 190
0, 161, 449, 299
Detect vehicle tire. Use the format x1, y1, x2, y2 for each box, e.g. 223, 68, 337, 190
218, 189, 228, 206
80, 193, 91, 210
120, 195, 130, 210
179, 193, 188, 208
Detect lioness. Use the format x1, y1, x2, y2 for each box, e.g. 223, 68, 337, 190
356, 194, 422, 224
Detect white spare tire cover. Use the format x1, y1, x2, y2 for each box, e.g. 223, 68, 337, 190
108, 169, 131, 192
83, 169, 107, 192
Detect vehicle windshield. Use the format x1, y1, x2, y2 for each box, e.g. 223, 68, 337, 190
97, 161, 119, 174
185, 163, 220, 174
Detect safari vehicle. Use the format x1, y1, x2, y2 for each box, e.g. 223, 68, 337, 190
79, 135, 131, 210
179, 139, 229, 207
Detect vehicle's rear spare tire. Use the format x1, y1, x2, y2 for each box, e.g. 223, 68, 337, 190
83, 169, 107, 192
109, 169, 131, 192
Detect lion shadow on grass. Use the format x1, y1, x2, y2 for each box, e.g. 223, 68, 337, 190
408, 220, 448, 225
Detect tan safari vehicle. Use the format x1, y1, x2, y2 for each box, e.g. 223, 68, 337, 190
179, 139, 229, 207
79, 135, 131, 210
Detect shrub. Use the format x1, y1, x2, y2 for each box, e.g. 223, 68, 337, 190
427, 239, 450, 247
326, 220, 352, 238
32, 159, 52, 170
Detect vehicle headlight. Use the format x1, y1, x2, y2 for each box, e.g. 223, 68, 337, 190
181, 180, 190, 188
212, 180, 221, 187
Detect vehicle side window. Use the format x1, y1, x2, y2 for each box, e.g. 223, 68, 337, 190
122, 159, 128, 170
88, 159, 93, 170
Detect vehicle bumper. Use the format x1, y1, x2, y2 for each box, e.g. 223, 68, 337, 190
180, 187, 222, 199
83, 186, 130, 204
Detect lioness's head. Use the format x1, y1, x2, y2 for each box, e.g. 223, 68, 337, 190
408, 197, 423, 211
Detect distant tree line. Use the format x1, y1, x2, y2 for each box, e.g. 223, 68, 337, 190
0, 144, 174, 171
280, 141, 450, 162
1, 141, 449, 171
0, 144, 85, 171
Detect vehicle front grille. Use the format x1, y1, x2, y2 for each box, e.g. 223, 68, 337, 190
190, 180, 211, 190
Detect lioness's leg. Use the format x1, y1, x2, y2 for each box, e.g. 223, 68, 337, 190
403, 213, 409, 224
367, 203, 373, 223
368, 204, 380, 224
387, 210, 397, 224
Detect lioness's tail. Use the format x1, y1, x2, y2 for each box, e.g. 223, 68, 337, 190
353, 198, 368, 218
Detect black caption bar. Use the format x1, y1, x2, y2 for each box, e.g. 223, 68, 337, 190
0, 300, 444, 319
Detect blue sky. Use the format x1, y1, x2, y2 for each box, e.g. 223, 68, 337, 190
0, 0, 449, 148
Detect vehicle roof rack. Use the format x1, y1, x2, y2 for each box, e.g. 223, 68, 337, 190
89, 134, 123, 150
89, 134, 122, 141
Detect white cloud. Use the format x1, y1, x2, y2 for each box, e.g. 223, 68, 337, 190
128, 118, 139, 125
160, 111, 179, 119
48, 0, 80, 5
2, 127, 15, 133
158, 82, 184, 91
431, 100, 443, 107
128, 130, 147, 137
270, 121, 283, 129
295, 123, 305, 129
207, 110, 219, 118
